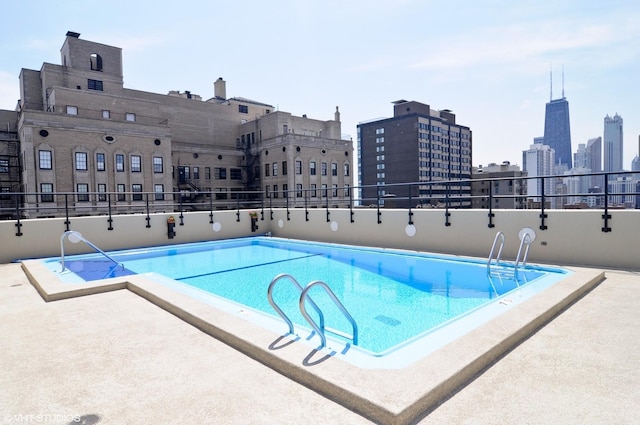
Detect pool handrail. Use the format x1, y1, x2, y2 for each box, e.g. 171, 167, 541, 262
514, 232, 532, 279
60, 230, 123, 273
487, 231, 505, 275
267, 273, 323, 335
299, 280, 358, 349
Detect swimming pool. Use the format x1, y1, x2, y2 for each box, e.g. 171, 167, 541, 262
45, 236, 570, 364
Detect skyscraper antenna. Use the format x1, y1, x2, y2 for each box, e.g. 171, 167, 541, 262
549, 64, 553, 101
562, 64, 565, 99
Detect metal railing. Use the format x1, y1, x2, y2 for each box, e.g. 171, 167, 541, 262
1, 170, 638, 236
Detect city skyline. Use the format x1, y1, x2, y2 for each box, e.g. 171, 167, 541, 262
0, 0, 638, 170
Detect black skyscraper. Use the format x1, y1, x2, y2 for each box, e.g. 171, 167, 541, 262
543, 97, 572, 170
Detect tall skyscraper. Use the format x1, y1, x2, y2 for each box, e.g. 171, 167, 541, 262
586, 137, 603, 189
543, 69, 572, 169
543, 100, 572, 169
604, 113, 624, 172
522, 142, 555, 203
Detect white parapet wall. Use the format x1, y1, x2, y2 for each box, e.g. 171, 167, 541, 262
1, 208, 637, 271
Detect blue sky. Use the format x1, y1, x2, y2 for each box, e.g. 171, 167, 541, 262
1, 0, 638, 169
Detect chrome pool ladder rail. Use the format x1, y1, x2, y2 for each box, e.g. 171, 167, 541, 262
487, 231, 505, 275
299, 280, 358, 349
60, 230, 124, 273
513, 232, 532, 278
267, 273, 323, 336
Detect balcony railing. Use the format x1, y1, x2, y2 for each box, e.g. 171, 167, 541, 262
1, 171, 638, 236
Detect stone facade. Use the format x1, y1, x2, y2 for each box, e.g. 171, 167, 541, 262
7, 32, 351, 217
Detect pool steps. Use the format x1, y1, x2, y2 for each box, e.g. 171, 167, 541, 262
487, 230, 533, 283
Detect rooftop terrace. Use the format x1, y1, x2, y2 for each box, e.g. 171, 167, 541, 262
2, 207, 640, 424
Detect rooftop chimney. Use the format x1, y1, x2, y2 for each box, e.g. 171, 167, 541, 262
214, 77, 226, 100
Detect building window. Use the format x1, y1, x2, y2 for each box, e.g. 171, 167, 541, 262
321, 184, 328, 198
193, 167, 200, 180
230, 168, 242, 180
282, 161, 288, 176
282, 184, 288, 198
117, 184, 126, 201
88, 79, 103, 91
310, 184, 317, 197
264, 164, 270, 177
265, 185, 270, 198
331, 163, 337, 176
0, 187, 9, 201
0, 159, 9, 173
272, 184, 278, 198
97, 184, 107, 201
215, 167, 227, 180
296, 184, 303, 197
344, 184, 350, 197
310, 161, 316, 176
272, 162, 278, 177
153, 156, 163, 173
154, 184, 164, 201
102, 110, 110, 119
77, 183, 89, 202
321, 162, 327, 176
39, 151, 52, 170
116, 154, 124, 172
75, 152, 88, 171
344, 163, 350, 176
90, 53, 103, 71
132, 184, 143, 201
130, 155, 141, 172
66, 106, 78, 115
96, 153, 105, 171
215, 188, 228, 200
205, 167, 211, 179
238, 105, 248, 113
125, 113, 136, 122
295, 160, 302, 175
332, 184, 338, 197
376, 128, 384, 134
40, 183, 54, 202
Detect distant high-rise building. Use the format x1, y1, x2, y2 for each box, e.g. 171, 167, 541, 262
632, 136, 640, 172
542, 68, 572, 169
522, 142, 555, 204
604, 113, 623, 172
574, 137, 603, 189
543, 98, 572, 169
357, 100, 472, 208
586, 137, 602, 173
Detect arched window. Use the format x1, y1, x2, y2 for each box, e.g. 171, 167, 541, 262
90, 53, 103, 71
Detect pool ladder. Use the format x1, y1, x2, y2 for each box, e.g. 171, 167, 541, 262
60, 230, 124, 273
487, 231, 533, 282
267, 273, 358, 349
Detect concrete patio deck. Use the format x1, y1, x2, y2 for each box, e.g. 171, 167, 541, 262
1, 262, 639, 424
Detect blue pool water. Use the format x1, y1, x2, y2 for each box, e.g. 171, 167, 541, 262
45, 237, 569, 355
